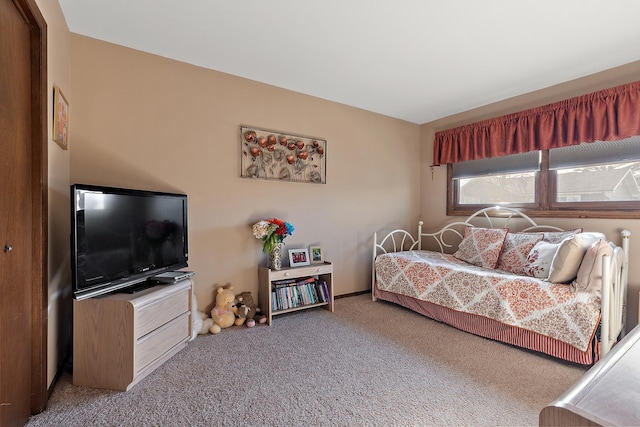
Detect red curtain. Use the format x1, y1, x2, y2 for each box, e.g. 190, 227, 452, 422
433, 80, 640, 165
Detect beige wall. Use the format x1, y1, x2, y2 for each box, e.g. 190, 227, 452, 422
41, 11, 640, 388
69, 35, 422, 312
420, 61, 640, 329
37, 0, 72, 388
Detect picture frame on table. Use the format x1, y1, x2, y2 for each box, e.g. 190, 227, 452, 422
288, 248, 310, 267
309, 246, 323, 263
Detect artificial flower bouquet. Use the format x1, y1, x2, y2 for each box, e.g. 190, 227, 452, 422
252, 218, 295, 254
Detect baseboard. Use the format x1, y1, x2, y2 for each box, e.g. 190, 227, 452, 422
335, 290, 370, 299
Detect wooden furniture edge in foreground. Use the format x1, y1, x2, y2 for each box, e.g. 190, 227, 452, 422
539, 324, 640, 426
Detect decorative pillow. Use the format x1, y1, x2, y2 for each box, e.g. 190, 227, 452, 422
495, 232, 543, 274
571, 239, 613, 294
521, 241, 560, 279
542, 228, 583, 244
453, 227, 508, 269
548, 232, 606, 283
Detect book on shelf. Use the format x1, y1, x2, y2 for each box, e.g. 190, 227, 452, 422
310, 282, 320, 303
272, 278, 297, 288
302, 283, 314, 305
272, 276, 315, 287
317, 281, 329, 302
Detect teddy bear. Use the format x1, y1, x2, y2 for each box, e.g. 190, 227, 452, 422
234, 291, 267, 328
210, 284, 237, 334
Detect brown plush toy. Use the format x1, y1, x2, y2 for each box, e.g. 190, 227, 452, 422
234, 291, 267, 327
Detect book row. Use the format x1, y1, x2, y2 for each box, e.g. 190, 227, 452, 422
271, 278, 330, 312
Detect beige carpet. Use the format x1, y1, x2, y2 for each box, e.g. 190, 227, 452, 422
27, 294, 586, 426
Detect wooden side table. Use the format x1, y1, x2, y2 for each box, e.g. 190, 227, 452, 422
258, 262, 334, 325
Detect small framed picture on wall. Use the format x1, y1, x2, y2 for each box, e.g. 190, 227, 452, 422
288, 248, 310, 267
52, 85, 69, 150
309, 246, 323, 263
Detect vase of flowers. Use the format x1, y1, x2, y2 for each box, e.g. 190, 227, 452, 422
252, 218, 295, 270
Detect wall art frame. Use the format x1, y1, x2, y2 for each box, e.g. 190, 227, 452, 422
52, 85, 69, 150
288, 248, 310, 267
240, 125, 326, 184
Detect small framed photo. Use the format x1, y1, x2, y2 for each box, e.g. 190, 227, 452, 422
288, 248, 310, 267
309, 246, 324, 263
52, 85, 69, 150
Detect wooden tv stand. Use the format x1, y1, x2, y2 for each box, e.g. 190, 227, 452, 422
73, 279, 193, 391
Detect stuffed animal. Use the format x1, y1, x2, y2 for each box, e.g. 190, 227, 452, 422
196, 311, 214, 336
191, 293, 214, 339
210, 284, 237, 334
234, 291, 267, 328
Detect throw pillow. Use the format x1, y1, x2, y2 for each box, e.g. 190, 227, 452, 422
542, 228, 583, 244
548, 232, 606, 283
495, 232, 543, 275
571, 239, 613, 294
453, 226, 509, 269
521, 241, 560, 279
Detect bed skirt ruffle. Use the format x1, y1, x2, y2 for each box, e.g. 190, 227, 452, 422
375, 288, 598, 365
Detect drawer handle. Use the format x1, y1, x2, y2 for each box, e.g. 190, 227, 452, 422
284, 272, 290, 277
317, 268, 322, 272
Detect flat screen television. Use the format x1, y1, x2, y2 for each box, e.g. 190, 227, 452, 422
71, 184, 189, 300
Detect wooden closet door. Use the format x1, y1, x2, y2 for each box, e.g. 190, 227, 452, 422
0, 0, 47, 424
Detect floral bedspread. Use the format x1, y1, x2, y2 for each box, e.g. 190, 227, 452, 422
375, 250, 600, 351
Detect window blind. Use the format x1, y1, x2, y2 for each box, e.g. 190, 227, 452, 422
452, 150, 540, 179
549, 136, 640, 169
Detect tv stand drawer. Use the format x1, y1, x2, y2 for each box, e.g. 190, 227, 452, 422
135, 284, 191, 338
136, 311, 190, 370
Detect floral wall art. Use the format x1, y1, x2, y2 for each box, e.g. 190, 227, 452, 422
240, 125, 326, 184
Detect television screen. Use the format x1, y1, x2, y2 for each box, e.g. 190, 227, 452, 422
71, 184, 188, 300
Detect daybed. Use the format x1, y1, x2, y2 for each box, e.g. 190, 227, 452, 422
372, 207, 630, 365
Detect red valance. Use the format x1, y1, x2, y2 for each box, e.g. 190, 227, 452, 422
433, 80, 640, 165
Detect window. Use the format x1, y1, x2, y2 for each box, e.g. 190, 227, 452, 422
448, 137, 640, 218
453, 151, 539, 206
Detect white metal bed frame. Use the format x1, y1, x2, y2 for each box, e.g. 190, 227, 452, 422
372, 206, 630, 358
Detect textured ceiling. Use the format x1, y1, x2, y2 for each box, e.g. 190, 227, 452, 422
58, 0, 640, 124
